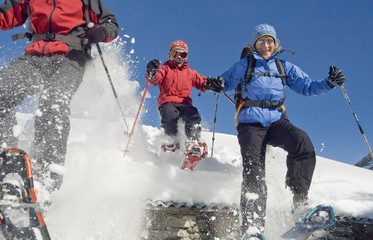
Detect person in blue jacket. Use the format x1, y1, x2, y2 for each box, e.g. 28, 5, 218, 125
207, 23, 346, 238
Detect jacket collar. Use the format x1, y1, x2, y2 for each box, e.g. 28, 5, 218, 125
253, 51, 280, 61
166, 60, 189, 69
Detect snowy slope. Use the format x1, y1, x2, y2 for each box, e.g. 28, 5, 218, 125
12, 39, 373, 239
39, 123, 373, 240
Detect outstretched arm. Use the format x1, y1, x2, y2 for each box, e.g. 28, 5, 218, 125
285, 62, 345, 96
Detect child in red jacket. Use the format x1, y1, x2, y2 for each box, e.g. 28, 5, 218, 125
146, 40, 224, 156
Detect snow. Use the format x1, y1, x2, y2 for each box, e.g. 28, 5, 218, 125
48, 163, 66, 175
12, 125, 22, 138
12, 39, 373, 239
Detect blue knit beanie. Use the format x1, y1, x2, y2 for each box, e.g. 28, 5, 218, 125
252, 24, 277, 45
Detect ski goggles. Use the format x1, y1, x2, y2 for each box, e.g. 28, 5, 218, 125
170, 49, 188, 60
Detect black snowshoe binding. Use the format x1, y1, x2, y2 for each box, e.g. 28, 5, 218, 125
0, 148, 51, 240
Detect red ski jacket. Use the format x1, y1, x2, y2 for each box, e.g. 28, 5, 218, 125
148, 60, 208, 108
0, 0, 118, 55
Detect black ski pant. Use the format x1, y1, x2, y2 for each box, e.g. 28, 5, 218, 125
158, 102, 202, 140
237, 119, 316, 233
0, 52, 87, 191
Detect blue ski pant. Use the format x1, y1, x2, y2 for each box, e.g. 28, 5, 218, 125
237, 119, 316, 233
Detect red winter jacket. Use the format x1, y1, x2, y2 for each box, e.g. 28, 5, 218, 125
0, 0, 118, 55
148, 61, 208, 108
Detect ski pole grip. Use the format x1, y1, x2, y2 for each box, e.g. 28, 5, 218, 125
87, 22, 95, 28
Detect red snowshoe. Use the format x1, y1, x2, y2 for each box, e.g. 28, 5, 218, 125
181, 140, 208, 171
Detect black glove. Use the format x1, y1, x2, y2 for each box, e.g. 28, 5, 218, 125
146, 59, 160, 80
85, 25, 108, 44
206, 76, 225, 93
327, 66, 345, 88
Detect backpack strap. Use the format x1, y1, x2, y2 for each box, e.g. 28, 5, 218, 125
243, 55, 287, 87
243, 54, 256, 86
25, 0, 30, 18
234, 52, 255, 110
81, 0, 94, 28
275, 58, 287, 86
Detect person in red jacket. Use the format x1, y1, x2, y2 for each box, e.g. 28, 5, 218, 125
146, 40, 224, 152
0, 0, 118, 193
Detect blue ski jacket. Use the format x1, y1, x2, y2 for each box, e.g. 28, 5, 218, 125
222, 51, 333, 127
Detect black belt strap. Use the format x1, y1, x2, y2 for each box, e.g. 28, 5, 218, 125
242, 96, 286, 109
12, 32, 88, 51
12, 32, 31, 41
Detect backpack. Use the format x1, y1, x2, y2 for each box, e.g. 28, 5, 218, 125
233, 47, 289, 127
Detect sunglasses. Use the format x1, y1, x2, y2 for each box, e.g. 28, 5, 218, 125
256, 38, 275, 45
170, 49, 188, 60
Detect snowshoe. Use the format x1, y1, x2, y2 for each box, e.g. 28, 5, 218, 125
161, 143, 180, 152
0, 148, 51, 240
181, 140, 208, 171
282, 204, 335, 239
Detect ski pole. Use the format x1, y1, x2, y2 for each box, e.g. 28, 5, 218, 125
96, 43, 130, 136
211, 93, 219, 157
340, 85, 373, 161
123, 81, 150, 159
223, 92, 235, 105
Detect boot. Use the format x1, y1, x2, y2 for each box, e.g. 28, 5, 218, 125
293, 194, 309, 209
292, 194, 312, 223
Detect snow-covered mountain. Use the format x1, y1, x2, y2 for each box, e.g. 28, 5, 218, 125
12, 39, 373, 239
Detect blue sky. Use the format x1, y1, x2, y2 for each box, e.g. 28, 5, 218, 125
1, 0, 373, 165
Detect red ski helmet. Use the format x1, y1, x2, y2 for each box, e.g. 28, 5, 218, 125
169, 40, 188, 53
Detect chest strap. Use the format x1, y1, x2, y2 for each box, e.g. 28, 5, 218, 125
12, 32, 88, 51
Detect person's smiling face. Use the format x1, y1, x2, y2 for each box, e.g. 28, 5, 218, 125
254, 35, 275, 60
